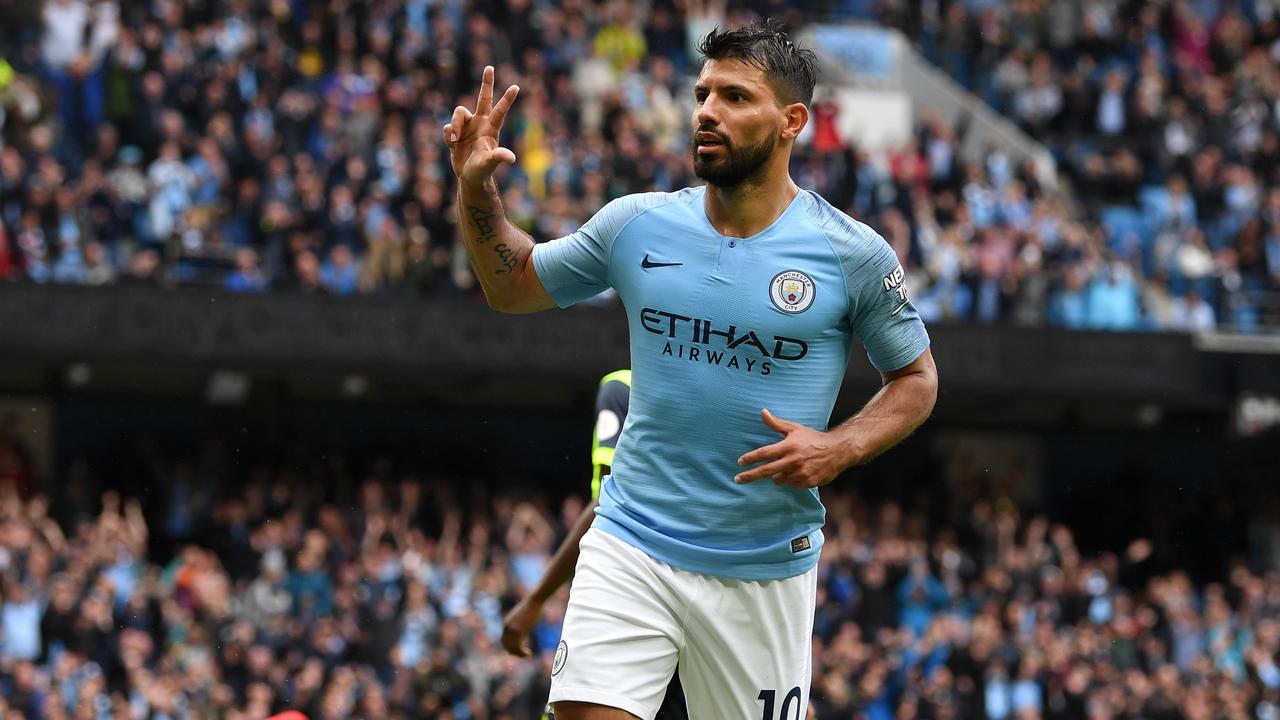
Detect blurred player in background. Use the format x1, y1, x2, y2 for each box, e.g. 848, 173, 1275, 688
444, 19, 937, 720
501, 370, 689, 720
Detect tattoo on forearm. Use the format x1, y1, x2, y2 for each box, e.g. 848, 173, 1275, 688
466, 205, 498, 245
493, 243, 519, 274
463, 203, 521, 274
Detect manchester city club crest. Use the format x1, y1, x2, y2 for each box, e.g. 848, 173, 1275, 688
769, 270, 816, 314
552, 640, 568, 675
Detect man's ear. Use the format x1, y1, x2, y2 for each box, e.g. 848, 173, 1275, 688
780, 102, 809, 141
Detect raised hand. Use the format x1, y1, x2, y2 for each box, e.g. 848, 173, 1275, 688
443, 65, 521, 188
734, 409, 842, 489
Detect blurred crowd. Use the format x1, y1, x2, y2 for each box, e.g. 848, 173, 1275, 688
875, 0, 1280, 332
0, 0, 1279, 332
1, 426, 1280, 720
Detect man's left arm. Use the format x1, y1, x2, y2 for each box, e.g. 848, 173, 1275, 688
734, 348, 937, 488
737, 235, 936, 489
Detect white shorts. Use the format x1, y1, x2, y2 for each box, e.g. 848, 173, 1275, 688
548, 528, 816, 720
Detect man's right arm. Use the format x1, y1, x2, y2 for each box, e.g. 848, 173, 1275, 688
443, 65, 553, 313
456, 178, 555, 313
448, 67, 668, 313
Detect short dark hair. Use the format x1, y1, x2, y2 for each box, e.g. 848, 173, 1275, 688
697, 19, 817, 106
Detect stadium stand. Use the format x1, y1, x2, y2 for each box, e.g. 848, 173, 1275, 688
1, 424, 1279, 719
0, 0, 1277, 331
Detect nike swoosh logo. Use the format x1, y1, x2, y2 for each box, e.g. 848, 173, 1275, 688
890, 300, 910, 316
641, 254, 682, 269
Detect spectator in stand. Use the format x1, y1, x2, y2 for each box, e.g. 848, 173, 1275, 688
1172, 288, 1217, 332
39, 0, 117, 153
225, 247, 267, 293
1085, 257, 1142, 330
320, 244, 360, 297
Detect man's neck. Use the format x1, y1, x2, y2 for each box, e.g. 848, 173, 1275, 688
703, 170, 800, 239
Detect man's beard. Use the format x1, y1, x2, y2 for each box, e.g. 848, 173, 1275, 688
691, 129, 776, 188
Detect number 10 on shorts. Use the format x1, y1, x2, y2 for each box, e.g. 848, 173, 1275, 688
758, 687, 803, 720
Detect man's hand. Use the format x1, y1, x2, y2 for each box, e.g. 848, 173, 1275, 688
443, 65, 520, 189
500, 596, 542, 657
734, 409, 844, 489
442, 65, 552, 314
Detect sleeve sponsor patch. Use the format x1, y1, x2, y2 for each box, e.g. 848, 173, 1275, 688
882, 265, 909, 316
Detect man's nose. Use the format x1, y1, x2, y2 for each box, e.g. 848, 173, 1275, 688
696, 97, 721, 127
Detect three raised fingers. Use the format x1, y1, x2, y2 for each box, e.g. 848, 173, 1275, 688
446, 66, 521, 139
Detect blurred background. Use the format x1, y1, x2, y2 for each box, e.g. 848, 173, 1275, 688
1, 0, 1280, 718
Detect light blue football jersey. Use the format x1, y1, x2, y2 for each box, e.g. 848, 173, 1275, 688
531, 186, 930, 580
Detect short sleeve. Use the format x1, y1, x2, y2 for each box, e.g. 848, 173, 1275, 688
592, 378, 630, 459
590, 371, 631, 500
531, 193, 674, 307
850, 239, 931, 373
